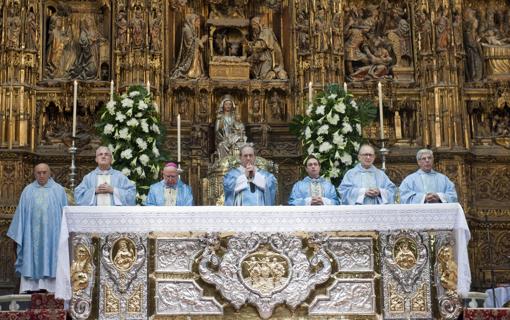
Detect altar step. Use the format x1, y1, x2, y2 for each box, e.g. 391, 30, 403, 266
0, 293, 66, 320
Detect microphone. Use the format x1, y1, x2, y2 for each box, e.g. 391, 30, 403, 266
248, 166, 256, 193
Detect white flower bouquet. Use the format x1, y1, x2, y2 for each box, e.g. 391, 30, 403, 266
96, 85, 165, 204
290, 84, 376, 185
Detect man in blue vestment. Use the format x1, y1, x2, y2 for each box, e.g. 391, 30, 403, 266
338, 144, 396, 205
223, 144, 277, 206
145, 162, 193, 206
75, 146, 136, 206
400, 149, 458, 204
289, 155, 339, 205
7, 163, 68, 293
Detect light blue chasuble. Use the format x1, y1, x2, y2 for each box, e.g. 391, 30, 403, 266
74, 167, 136, 206
400, 169, 458, 204
145, 180, 194, 206
224, 167, 277, 206
7, 178, 67, 280
288, 176, 339, 205
338, 164, 396, 205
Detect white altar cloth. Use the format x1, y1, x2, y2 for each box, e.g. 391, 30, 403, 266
55, 203, 471, 300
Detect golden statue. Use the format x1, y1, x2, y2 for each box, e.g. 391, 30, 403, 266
71, 244, 93, 291
113, 239, 136, 271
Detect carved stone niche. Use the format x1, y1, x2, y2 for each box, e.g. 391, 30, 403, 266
207, 18, 251, 80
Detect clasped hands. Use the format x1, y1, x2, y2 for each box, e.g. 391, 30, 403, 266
245, 164, 256, 181
96, 182, 113, 194
310, 196, 324, 205
425, 192, 441, 203
365, 188, 380, 197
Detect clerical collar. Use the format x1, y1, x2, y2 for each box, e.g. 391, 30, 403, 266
418, 169, 436, 175
165, 184, 177, 189
97, 167, 112, 175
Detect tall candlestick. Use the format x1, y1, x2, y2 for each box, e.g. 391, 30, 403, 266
308, 81, 313, 104
73, 80, 78, 138
147, 80, 150, 95
343, 82, 348, 93
177, 114, 181, 163
378, 82, 384, 140
110, 80, 114, 101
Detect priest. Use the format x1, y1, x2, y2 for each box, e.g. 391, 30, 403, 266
145, 162, 193, 206
7, 163, 68, 293
338, 144, 396, 205
75, 146, 136, 206
223, 144, 277, 206
288, 155, 339, 205
399, 149, 458, 204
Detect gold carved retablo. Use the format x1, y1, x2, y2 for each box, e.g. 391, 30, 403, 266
112, 238, 136, 271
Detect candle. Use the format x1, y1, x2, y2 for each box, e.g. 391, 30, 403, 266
110, 80, 114, 101
177, 114, 181, 163
343, 82, 348, 93
73, 80, 78, 138
308, 81, 313, 104
378, 82, 384, 140
147, 80, 150, 95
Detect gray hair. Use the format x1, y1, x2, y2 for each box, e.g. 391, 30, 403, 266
239, 143, 255, 156
416, 148, 433, 161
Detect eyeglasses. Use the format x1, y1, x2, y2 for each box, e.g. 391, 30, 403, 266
359, 153, 375, 157
419, 156, 433, 161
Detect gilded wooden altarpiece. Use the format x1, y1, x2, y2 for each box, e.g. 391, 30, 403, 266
0, 0, 509, 301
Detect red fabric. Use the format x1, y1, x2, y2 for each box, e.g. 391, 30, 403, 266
0, 309, 66, 320
464, 308, 510, 320
30, 294, 64, 310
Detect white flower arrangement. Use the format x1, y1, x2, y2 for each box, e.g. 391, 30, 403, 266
97, 85, 165, 204
290, 84, 376, 185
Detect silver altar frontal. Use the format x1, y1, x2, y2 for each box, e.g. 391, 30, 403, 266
56, 204, 471, 320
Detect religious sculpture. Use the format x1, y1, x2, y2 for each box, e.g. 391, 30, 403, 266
71, 244, 93, 291
349, 37, 394, 81
116, 9, 128, 51
464, 8, 483, 82
313, 7, 329, 53
437, 246, 458, 291
171, 13, 207, 79
269, 91, 283, 121
435, 5, 450, 52
25, 8, 38, 50
214, 95, 247, 158
246, 16, 288, 80
113, 239, 136, 271
131, 5, 146, 49
150, 8, 162, 52
296, 10, 311, 55
69, 17, 104, 80
394, 240, 416, 269
415, 8, 432, 54
6, 5, 21, 49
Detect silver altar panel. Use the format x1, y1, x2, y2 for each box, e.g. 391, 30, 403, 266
99, 233, 147, 320
309, 279, 376, 315
155, 280, 223, 315
381, 230, 432, 319
327, 237, 374, 272
155, 238, 202, 273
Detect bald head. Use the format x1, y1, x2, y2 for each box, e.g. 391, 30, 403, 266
34, 163, 51, 186
96, 146, 113, 170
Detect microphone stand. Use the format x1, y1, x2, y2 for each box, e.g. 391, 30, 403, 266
485, 214, 498, 307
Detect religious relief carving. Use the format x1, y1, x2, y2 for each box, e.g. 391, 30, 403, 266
435, 5, 450, 52
155, 238, 202, 273
381, 230, 432, 319
327, 237, 373, 272
130, 3, 146, 50
313, 7, 329, 53
268, 91, 285, 121
309, 280, 376, 315
155, 280, 223, 315
25, 6, 38, 51
198, 233, 331, 319
247, 16, 288, 80
149, 3, 163, 52
171, 13, 207, 79
208, 0, 247, 19
214, 95, 246, 159
296, 10, 311, 56
415, 8, 433, 54
463, 8, 484, 82
6, 1, 22, 49
251, 97, 262, 123
196, 91, 210, 123
70, 235, 95, 320
99, 234, 147, 319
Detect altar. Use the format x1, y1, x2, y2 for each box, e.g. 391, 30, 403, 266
56, 203, 470, 319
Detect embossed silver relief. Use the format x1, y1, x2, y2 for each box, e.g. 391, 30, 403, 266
156, 238, 202, 272
327, 237, 374, 272
198, 233, 331, 319
309, 279, 376, 315
99, 233, 148, 320
434, 231, 462, 320
69, 234, 95, 320
156, 280, 223, 315
380, 230, 432, 319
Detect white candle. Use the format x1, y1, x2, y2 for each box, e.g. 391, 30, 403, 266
308, 81, 313, 104
110, 80, 114, 101
343, 82, 348, 93
73, 80, 78, 138
177, 114, 181, 163
147, 80, 150, 95
378, 82, 384, 140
